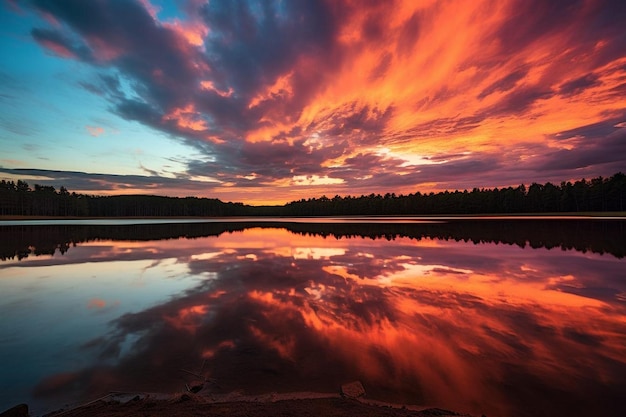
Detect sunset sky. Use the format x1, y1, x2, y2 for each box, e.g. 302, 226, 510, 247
1, 0, 625, 204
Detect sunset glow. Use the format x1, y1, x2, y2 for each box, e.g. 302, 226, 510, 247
1, 1, 625, 204
4, 224, 624, 416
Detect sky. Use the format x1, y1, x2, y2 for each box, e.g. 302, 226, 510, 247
0, 0, 625, 205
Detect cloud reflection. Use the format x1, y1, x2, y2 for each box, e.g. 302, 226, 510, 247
23, 227, 626, 417
2, 219, 625, 263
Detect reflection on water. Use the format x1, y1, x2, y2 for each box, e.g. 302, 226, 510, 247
2, 218, 625, 261
0, 220, 625, 417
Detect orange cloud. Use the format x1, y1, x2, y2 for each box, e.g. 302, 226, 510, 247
244, 247, 624, 415
241, 2, 623, 190
163, 104, 209, 132
85, 125, 105, 137
248, 72, 294, 109
87, 298, 106, 309
200, 80, 233, 97
20, 0, 626, 204
163, 304, 209, 334
164, 19, 209, 47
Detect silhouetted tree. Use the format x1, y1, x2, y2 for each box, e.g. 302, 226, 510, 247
2, 172, 625, 217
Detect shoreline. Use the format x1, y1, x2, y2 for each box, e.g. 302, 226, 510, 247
2, 389, 473, 417
1, 211, 625, 221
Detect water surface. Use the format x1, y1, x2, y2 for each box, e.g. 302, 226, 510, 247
0, 219, 625, 416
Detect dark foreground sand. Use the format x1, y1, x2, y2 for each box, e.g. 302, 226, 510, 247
1, 391, 471, 417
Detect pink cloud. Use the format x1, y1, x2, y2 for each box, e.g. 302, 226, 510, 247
37, 38, 76, 59
164, 19, 209, 48
87, 298, 106, 309
14, 0, 626, 203
137, 0, 161, 21
85, 126, 105, 137
85, 36, 124, 62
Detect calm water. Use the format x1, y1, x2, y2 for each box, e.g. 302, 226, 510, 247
0, 219, 625, 416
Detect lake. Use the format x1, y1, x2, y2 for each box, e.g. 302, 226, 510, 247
1, 218, 625, 416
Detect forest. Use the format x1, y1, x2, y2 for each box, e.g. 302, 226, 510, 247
2, 219, 624, 261
0, 172, 624, 217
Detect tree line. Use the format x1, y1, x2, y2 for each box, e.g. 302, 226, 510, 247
2, 219, 624, 261
283, 172, 626, 215
0, 172, 624, 217
0, 181, 248, 217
